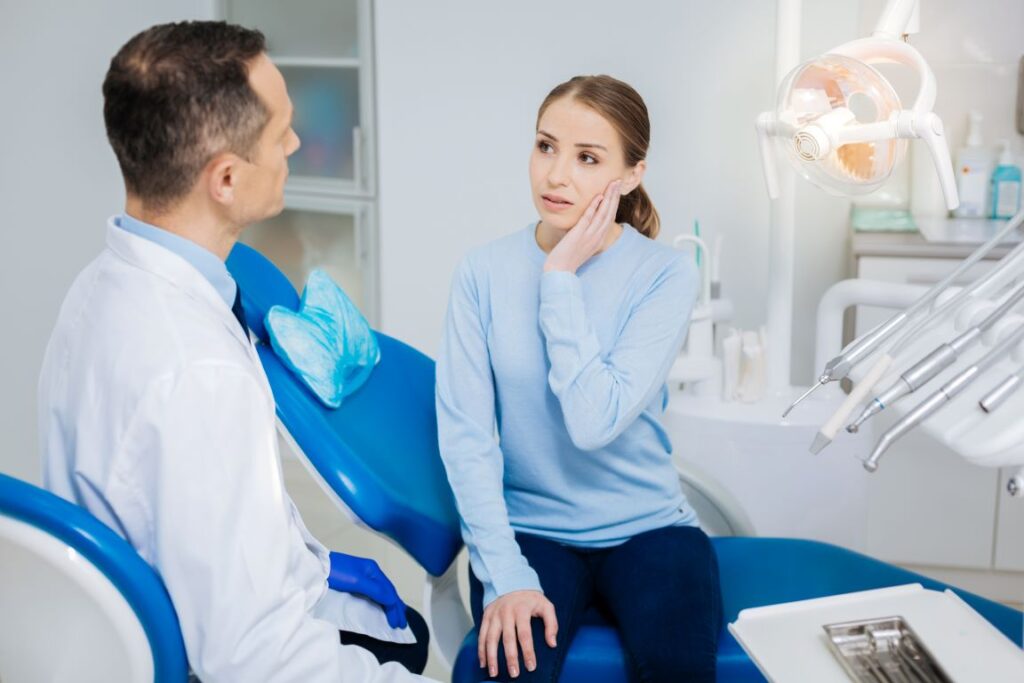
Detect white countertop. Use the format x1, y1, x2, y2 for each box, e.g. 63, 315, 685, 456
853, 217, 1019, 260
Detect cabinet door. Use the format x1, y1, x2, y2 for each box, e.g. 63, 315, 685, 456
994, 468, 1024, 571
224, 0, 374, 195
865, 423, 999, 569
224, 0, 359, 59
855, 256, 998, 337
851, 255, 995, 339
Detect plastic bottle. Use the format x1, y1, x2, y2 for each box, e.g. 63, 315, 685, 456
991, 141, 1022, 219
952, 111, 995, 218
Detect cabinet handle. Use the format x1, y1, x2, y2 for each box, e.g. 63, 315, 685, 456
355, 206, 368, 269
352, 125, 364, 192
906, 275, 975, 287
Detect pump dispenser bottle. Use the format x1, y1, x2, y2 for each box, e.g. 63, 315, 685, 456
991, 141, 1022, 219
952, 111, 994, 218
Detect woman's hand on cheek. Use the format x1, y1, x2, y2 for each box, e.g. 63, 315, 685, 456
543, 179, 622, 274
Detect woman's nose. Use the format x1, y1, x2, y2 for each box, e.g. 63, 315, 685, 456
547, 155, 571, 187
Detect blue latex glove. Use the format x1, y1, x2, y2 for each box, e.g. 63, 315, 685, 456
328, 551, 408, 629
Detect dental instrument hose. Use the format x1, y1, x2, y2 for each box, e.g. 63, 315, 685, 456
847, 278, 1024, 432
786, 208, 1024, 420
864, 320, 1024, 472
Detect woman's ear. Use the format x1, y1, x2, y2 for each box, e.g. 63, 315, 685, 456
620, 160, 647, 195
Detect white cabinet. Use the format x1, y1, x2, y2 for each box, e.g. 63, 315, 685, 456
995, 468, 1024, 571
221, 0, 379, 323
853, 241, 1022, 578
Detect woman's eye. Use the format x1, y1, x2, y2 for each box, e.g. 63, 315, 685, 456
579, 153, 597, 165
537, 140, 554, 153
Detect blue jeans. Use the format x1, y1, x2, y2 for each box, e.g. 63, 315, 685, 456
470, 525, 722, 682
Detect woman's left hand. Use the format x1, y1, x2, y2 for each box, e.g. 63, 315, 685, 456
543, 179, 622, 274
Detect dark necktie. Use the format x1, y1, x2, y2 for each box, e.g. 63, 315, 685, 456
231, 287, 249, 337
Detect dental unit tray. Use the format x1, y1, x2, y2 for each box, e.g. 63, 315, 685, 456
823, 616, 952, 682
728, 584, 1024, 682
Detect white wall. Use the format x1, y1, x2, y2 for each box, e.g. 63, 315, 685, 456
374, 0, 862, 387
860, 0, 1024, 175
0, 0, 214, 482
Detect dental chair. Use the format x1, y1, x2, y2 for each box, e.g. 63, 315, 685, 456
226, 243, 1023, 682
0, 472, 188, 683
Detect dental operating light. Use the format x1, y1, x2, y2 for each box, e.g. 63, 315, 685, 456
757, 1, 956, 209
758, 0, 966, 417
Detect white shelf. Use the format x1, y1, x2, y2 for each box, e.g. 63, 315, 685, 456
271, 56, 360, 69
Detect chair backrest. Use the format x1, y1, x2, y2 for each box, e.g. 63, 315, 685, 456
227, 243, 463, 577
0, 473, 188, 682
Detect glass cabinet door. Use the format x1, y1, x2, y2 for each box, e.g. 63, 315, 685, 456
224, 0, 359, 59
277, 66, 360, 182
223, 0, 378, 324
241, 206, 375, 323
224, 0, 372, 195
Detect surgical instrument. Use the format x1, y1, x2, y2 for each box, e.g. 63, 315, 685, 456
864, 321, 1024, 472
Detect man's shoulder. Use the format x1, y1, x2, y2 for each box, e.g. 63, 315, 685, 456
54, 247, 254, 378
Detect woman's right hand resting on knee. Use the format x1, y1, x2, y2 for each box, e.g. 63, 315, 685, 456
479, 590, 558, 678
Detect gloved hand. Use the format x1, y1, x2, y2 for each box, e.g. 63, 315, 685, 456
328, 551, 408, 629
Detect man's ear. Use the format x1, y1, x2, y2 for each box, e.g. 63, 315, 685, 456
206, 153, 239, 206
620, 160, 647, 196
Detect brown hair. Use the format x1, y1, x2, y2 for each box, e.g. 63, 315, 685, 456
536, 75, 660, 239
102, 21, 269, 212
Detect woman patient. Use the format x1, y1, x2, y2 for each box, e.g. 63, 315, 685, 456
436, 74, 722, 682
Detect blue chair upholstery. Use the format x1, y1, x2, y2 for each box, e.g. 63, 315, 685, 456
226, 244, 1024, 682
450, 537, 1024, 681
227, 243, 462, 576
0, 473, 188, 682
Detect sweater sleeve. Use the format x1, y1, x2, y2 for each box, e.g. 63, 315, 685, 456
435, 256, 541, 607
538, 254, 699, 451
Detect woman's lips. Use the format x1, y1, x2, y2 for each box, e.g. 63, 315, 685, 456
542, 195, 573, 212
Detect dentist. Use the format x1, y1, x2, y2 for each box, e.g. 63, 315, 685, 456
38, 21, 433, 682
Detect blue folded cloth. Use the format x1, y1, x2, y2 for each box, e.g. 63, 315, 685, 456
266, 269, 380, 408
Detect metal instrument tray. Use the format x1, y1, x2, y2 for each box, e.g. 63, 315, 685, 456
823, 616, 954, 683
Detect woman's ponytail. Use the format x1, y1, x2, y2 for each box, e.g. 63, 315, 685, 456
617, 184, 660, 239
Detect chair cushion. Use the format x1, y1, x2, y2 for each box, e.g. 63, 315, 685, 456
451, 538, 1023, 682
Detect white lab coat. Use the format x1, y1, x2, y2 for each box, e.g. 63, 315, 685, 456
39, 218, 436, 683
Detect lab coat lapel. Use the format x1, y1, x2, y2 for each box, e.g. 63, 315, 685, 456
104, 218, 252, 350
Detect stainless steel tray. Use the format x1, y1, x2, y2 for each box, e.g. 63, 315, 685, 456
823, 616, 954, 683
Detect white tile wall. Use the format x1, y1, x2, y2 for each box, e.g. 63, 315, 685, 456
860, 0, 1024, 165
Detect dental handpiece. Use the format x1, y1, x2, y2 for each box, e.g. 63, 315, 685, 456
810, 232, 1024, 454
863, 320, 1024, 472
783, 208, 1024, 419
978, 366, 1024, 413
847, 279, 1024, 432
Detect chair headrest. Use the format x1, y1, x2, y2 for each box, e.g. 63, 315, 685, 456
226, 242, 300, 341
